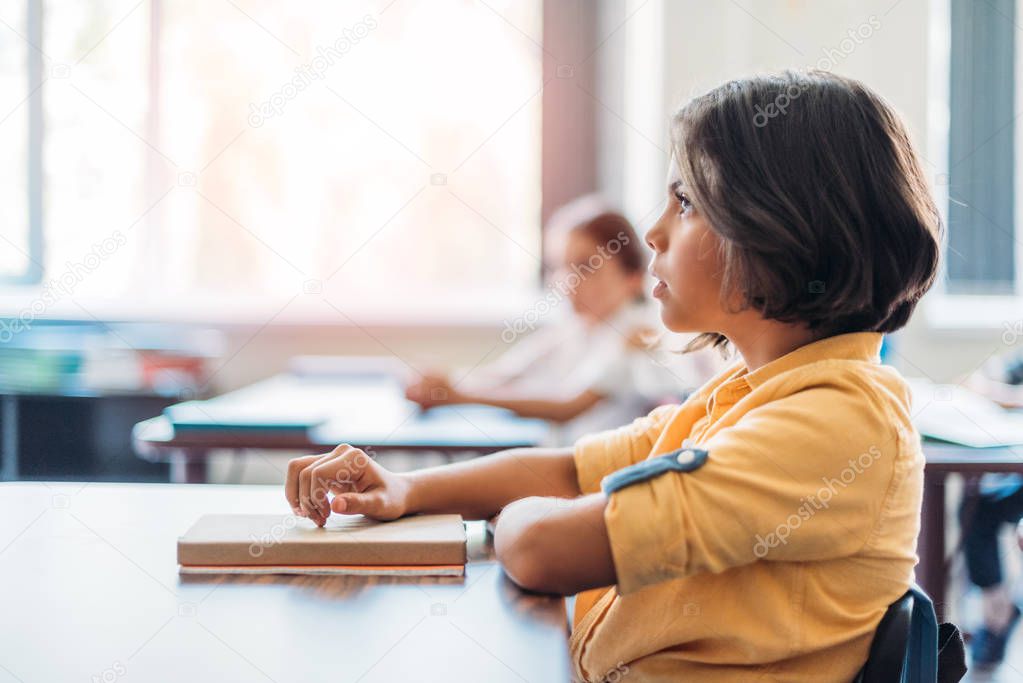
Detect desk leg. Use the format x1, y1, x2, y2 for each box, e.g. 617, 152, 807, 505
170, 449, 209, 484
1, 395, 18, 481
918, 468, 948, 619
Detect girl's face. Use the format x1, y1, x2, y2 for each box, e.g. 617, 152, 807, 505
645, 167, 730, 333
551, 230, 642, 322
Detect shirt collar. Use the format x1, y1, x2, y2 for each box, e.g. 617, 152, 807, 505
743, 332, 884, 389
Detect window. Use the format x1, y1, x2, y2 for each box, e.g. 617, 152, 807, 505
2, 0, 546, 321
945, 0, 1018, 296
0, 0, 39, 285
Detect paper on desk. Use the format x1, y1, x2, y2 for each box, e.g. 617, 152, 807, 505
909, 378, 1023, 447
179, 563, 465, 577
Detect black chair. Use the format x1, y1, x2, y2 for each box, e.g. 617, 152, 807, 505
854, 589, 967, 683
854, 591, 915, 683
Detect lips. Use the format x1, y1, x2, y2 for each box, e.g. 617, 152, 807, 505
650, 264, 668, 298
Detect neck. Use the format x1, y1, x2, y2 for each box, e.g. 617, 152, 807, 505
726, 317, 816, 372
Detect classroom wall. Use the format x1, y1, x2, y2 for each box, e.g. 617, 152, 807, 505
208, 0, 1007, 394
596, 0, 1012, 384
204, 323, 506, 392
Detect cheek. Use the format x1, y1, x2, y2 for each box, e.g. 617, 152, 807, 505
568, 273, 593, 297
657, 222, 728, 334
671, 227, 719, 298
579, 263, 616, 294
566, 278, 599, 314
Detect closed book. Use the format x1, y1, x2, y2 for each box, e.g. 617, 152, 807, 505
177, 513, 467, 567
164, 400, 329, 434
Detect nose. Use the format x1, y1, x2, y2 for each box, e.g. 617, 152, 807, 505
645, 217, 666, 254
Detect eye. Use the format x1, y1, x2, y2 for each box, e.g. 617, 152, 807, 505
674, 191, 693, 215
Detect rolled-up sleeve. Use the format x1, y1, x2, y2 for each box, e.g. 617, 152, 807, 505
604, 381, 906, 595
573, 404, 678, 494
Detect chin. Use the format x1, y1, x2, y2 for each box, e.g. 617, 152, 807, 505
657, 304, 697, 334
657, 311, 687, 333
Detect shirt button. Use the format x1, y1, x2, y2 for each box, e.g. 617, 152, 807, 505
676, 449, 695, 465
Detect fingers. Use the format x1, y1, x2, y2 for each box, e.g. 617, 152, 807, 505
332, 491, 389, 519
288, 445, 376, 527
405, 373, 450, 408
308, 446, 358, 521
285, 454, 320, 516
298, 451, 337, 525
404, 383, 425, 404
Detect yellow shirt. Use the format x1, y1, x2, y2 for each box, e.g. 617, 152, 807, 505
570, 332, 922, 682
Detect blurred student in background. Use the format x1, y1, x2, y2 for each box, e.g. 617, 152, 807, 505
405, 196, 718, 445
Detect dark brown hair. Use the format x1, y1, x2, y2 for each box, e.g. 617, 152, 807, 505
671, 71, 941, 351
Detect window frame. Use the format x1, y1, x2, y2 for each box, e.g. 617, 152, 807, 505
1, 0, 44, 286
923, 0, 1023, 332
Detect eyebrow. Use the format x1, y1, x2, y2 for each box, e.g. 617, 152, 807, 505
668, 180, 682, 194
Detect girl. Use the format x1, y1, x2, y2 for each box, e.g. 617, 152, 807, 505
404, 196, 716, 445
285, 71, 940, 681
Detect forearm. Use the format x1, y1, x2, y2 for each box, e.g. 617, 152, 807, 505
456, 389, 602, 423
403, 447, 581, 520
495, 493, 617, 594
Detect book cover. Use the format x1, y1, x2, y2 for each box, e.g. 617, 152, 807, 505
177, 513, 467, 567
164, 400, 329, 433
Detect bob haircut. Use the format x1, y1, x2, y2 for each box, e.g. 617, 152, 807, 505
671, 71, 941, 351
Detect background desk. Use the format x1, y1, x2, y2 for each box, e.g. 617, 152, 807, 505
0, 483, 569, 683
1, 386, 176, 483
0, 320, 213, 483
133, 374, 550, 483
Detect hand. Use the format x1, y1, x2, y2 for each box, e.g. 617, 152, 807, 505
284, 444, 412, 526
404, 373, 461, 408
626, 325, 659, 350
